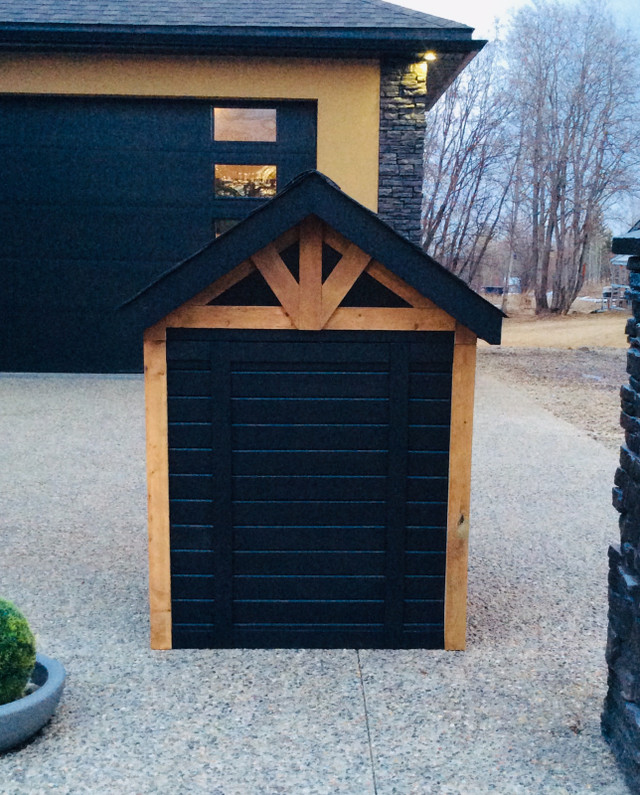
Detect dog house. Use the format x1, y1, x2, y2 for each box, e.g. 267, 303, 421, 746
124, 172, 502, 651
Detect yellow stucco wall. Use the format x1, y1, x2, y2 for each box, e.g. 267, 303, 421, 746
0, 54, 380, 210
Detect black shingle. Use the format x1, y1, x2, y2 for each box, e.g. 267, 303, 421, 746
0, 0, 470, 30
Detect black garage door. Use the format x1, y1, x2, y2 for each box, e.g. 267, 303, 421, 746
0, 97, 316, 372
167, 329, 453, 649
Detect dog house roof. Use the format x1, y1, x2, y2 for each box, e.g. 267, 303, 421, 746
123, 170, 503, 344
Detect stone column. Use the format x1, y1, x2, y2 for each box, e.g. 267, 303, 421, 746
603, 251, 640, 790
378, 58, 427, 246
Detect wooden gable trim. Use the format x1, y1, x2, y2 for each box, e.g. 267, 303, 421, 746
298, 215, 324, 330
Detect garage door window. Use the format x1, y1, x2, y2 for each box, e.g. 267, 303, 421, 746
214, 164, 277, 198
213, 107, 277, 142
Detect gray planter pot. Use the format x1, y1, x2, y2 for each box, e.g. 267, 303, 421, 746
0, 653, 65, 753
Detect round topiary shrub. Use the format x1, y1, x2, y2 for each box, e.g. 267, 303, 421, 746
0, 599, 36, 706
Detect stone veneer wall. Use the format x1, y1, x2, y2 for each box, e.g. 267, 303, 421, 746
604, 251, 640, 790
378, 58, 427, 246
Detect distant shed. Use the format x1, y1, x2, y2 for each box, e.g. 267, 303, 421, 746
124, 171, 503, 651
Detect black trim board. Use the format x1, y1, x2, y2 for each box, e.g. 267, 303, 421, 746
123, 170, 504, 344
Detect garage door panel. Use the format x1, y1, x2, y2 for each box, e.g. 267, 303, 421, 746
0, 150, 212, 206
0, 208, 211, 262
170, 474, 215, 500
167, 397, 213, 422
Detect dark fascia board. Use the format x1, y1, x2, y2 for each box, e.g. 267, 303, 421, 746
613, 231, 640, 256
0, 23, 480, 57
122, 171, 503, 344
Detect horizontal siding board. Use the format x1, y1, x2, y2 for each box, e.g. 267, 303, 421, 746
170, 525, 214, 550
233, 600, 385, 624
232, 398, 388, 425
173, 626, 444, 649
234, 526, 386, 551
233, 575, 385, 600
408, 399, 451, 425
231, 371, 389, 398
232, 424, 387, 451
234, 551, 386, 576
170, 499, 214, 526
404, 576, 446, 599
233, 501, 385, 526
403, 600, 444, 624
405, 502, 448, 526
405, 527, 447, 552
233, 450, 388, 476
405, 551, 446, 576
168, 423, 212, 448
170, 474, 214, 500
407, 452, 449, 477
406, 477, 448, 501
233, 476, 386, 502
167, 369, 211, 396
168, 397, 212, 423
407, 425, 450, 450
168, 449, 212, 474
172, 599, 216, 624
409, 373, 452, 399
171, 575, 216, 599
171, 549, 216, 576
166, 340, 210, 361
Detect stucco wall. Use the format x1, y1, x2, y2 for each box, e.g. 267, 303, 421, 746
0, 53, 381, 212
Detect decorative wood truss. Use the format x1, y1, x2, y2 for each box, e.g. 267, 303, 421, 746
143, 214, 477, 652
145, 216, 456, 341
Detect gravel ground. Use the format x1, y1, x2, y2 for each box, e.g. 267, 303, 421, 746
0, 370, 629, 794
478, 347, 627, 453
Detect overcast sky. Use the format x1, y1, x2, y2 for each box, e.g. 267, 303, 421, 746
386, 0, 640, 39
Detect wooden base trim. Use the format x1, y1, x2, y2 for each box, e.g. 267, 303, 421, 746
144, 333, 172, 650
444, 325, 477, 650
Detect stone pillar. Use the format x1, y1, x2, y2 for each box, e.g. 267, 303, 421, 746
604, 252, 640, 790
378, 58, 427, 246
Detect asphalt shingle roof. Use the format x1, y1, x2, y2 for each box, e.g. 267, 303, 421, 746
0, 0, 470, 30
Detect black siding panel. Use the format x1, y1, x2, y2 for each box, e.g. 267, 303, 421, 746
166, 330, 454, 648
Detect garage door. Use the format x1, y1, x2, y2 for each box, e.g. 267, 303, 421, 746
0, 97, 316, 372
166, 329, 453, 649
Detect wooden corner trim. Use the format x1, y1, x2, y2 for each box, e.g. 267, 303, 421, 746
144, 337, 172, 650
444, 330, 477, 650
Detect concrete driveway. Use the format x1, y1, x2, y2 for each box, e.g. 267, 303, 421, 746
0, 369, 629, 794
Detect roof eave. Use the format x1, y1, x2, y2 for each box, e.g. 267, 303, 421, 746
613, 231, 640, 257
0, 23, 481, 57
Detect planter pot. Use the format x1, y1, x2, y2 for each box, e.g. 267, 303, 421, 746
0, 653, 65, 753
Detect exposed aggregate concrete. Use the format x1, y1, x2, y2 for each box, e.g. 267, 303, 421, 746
0, 370, 630, 794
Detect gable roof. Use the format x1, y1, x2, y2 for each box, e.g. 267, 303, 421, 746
0, 0, 483, 107
122, 170, 503, 344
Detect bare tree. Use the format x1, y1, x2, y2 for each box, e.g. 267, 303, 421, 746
506, 0, 640, 313
422, 40, 517, 287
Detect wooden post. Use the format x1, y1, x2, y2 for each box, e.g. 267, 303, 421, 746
144, 328, 172, 650
444, 324, 477, 650
298, 215, 324, 329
